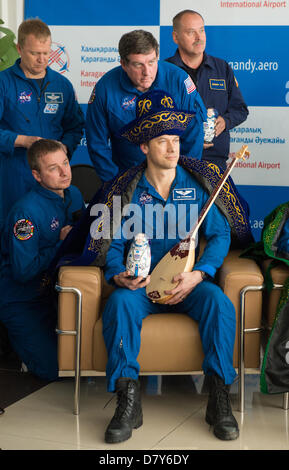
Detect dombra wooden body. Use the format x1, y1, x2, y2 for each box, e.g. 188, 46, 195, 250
146, 145, 249, 304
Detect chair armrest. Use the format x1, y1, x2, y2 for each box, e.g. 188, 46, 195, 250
261, 259, 289, 327
218, 249, 264, 327
57, 265, 102, 371
218, 249, 264, 369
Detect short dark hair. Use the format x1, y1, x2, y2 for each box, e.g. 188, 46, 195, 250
172, 10, 204, 31
27, 139, 67, 171
18, 18, 51, 47
118, 30, 159, 64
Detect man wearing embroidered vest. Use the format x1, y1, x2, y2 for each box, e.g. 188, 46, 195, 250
0, 139, 85, 382
85, 29, 207, 183
0, 18, 84, 231
97, 90, 239, 443
166, 10, 248, 169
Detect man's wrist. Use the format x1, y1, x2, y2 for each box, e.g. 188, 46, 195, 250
199, 270, 209, 280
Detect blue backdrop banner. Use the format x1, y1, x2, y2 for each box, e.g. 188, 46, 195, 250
24, 0, 289, 240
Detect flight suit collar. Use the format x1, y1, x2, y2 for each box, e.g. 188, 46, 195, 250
137, 165, 186, 202
11, 58, 51, 82
172, 49, 213, 71
35, 183, 71, 204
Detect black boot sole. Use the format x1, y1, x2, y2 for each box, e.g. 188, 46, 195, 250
105, 414, 143, 444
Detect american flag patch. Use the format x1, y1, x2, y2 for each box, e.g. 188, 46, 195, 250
184, 76, 196, 94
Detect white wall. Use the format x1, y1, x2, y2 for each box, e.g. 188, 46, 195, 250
0, 0, 24, 36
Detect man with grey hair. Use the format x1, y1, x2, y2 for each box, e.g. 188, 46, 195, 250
85, 29, 207, 183
166, 10, 248, 169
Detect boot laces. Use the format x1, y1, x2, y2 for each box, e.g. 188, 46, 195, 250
114, 384, 136, 420
215, 385, 231, 416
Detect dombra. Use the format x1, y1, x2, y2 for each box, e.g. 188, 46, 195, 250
146, 145, 249, 304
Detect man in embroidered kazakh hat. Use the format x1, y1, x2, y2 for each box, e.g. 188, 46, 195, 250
48, 89, 252, 444
87, 89, 239, 443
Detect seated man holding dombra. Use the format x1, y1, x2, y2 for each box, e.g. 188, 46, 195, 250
100, 89, 241, 443
50, 89, 254, 444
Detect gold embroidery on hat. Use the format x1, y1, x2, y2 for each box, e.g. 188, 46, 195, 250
138, 98, 152, 117
161, 96, 174, 108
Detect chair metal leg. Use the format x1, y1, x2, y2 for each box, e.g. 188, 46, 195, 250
238, 284, 264, 413
239, 283, 286, 413
55, 285, 82, 415
283, 392, 289, 410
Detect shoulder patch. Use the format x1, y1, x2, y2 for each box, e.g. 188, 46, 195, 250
88, 86, 96, 104
184, 76, 196, 94
13, 219, 34, 241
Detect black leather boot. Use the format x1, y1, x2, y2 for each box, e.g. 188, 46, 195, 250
105, 378, 143, 443
205, 374, 239, 440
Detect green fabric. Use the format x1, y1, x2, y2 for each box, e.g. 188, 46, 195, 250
0, 19, 19, 71
242, 201, 289, 394
260, 277, 289, 393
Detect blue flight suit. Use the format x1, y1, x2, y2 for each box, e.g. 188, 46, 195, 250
166, 50, 249, 168
0, 59, 84, 230
0, 183, 85, 380
85, 61, 207, 182
102, 165, 237, 392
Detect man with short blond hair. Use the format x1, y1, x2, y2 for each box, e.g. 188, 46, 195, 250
17, 17, 51, 47
0, 18, 84, 231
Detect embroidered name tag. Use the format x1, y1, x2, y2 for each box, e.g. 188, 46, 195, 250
209, 79, 226, 91
45, 92, 63, 103
173, 188, 196, 200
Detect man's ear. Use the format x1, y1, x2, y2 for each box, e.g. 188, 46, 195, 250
120, 58, 127, 72
31, 169, 41, 184
172, 31, 179, 45
140, 142, 149, 155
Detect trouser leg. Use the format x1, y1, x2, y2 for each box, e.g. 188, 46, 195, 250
0, 300, 58, 381
182, 280, 237, 385
102, 287, 160, 392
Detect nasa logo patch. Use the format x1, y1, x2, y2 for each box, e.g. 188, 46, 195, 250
50, 217, 60, 231
18, 91, 32, 104
139, 191, 153, 205
121, 95, 137, 110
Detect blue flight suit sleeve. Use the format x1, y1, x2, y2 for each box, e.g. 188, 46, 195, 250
8, 212, 63, 283
220, 64, 248, 131
194, 203, 231, 278
103, 224, 128, 284
0, 76, 18, 156
168, 66, 207, 159
85, 82, 119, 182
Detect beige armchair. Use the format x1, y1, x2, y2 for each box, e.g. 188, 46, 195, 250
55, 247, 264, 415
